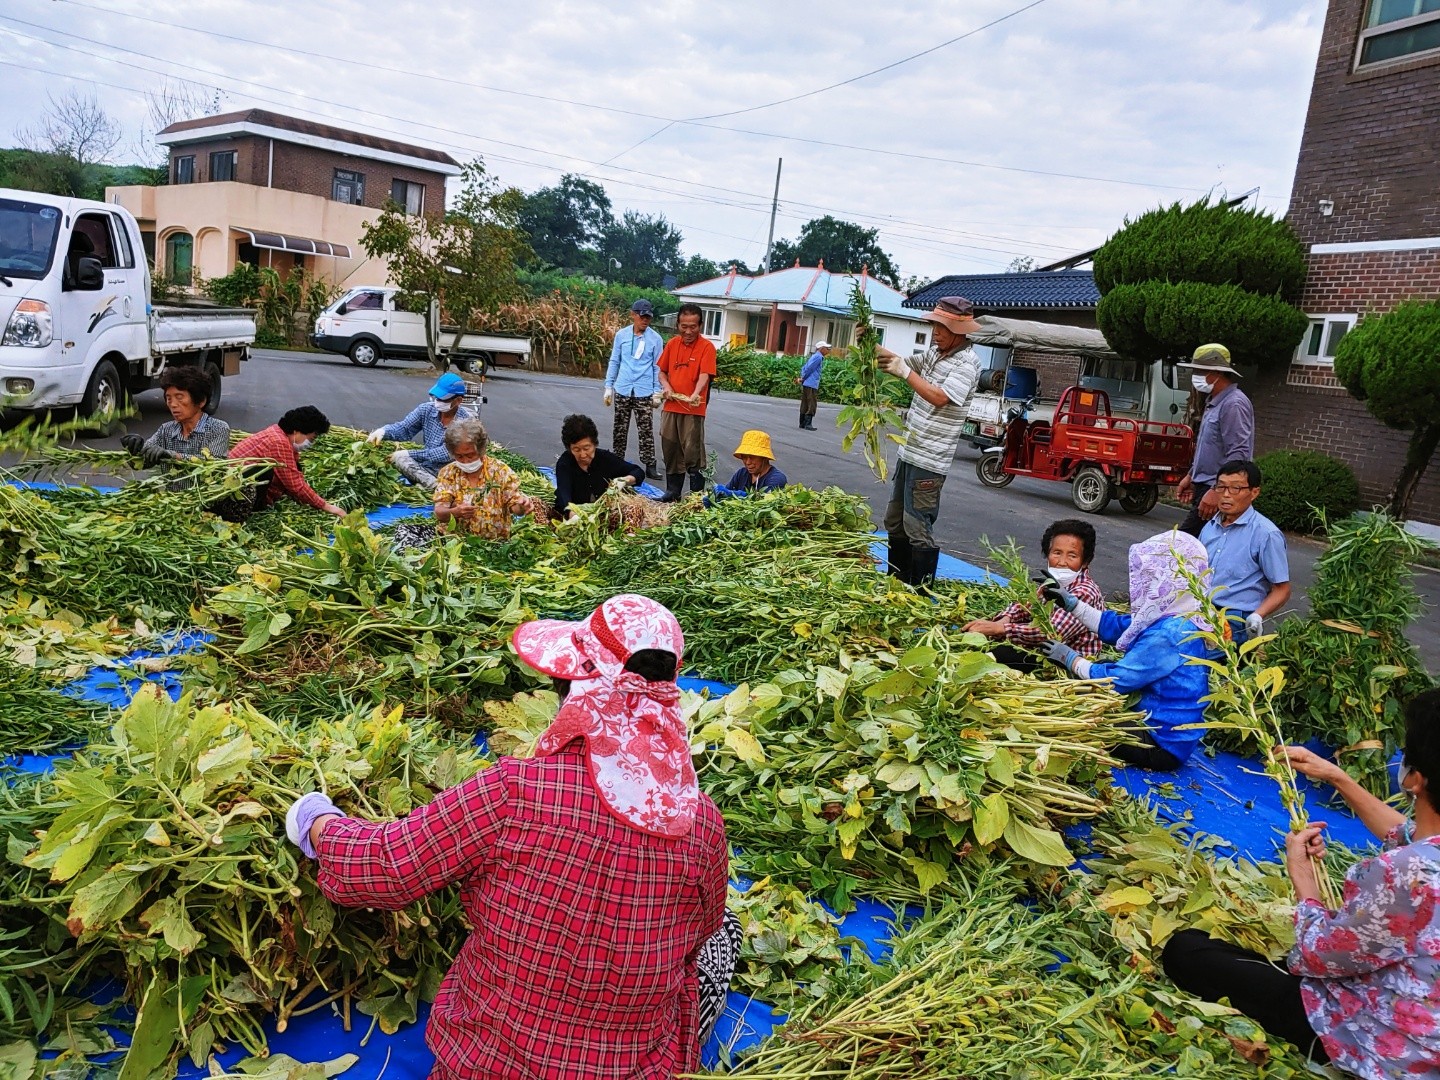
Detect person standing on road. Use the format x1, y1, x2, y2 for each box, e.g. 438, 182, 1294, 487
364, 372, 476, 491
795, 341, 831, 430
874, 295, 982, 588
1199, 459, 1291, 644
1176, 344, 1254, 537
657, 303, 717, 502
604, 299, 665, 482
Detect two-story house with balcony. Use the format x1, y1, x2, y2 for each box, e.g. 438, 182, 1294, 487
106, 109, 461, 288
1250, 0, 1440, 521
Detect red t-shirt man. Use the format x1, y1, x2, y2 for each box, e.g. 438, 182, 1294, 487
656, 306, 717, 498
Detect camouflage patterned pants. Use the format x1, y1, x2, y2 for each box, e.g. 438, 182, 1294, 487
612, 394, 656, 468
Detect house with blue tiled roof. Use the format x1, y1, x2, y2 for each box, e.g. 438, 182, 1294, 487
672, 263, 935, 356
903, 269, 1099, 329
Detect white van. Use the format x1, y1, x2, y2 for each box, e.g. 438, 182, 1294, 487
0, 188, 255, 415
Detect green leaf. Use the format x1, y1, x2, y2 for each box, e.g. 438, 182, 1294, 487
879, 764, 925, 792
972, 793, 1010, 846
986, 748, 1015, 787
118, 974, 177, 1080
904, 857, 947, 895
139, 897, 205, 956
1002, 818, 1072, 866
0, 1041, 37, 1080
723, 728, 766, 765
67, 866, 145, 936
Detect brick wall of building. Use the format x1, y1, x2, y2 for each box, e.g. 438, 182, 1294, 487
1286, 0, 1440, 246
168, 138, 446, 212
1012, 347, 1082, 402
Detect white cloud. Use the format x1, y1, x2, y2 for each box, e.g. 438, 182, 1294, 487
0, 0, 1327, 279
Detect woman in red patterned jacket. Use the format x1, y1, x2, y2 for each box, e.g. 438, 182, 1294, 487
284, 595, 735, 1079
963, 518, 1105, 673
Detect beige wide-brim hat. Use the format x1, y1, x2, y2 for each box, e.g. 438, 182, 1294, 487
1178, 343, 1243, 378
924, 295, 983, 336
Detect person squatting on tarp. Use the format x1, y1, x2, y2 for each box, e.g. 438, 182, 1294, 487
365, 371, 477, 491
284, 595, 739, 1079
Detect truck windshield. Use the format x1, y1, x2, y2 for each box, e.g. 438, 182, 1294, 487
0, 198, 62, 280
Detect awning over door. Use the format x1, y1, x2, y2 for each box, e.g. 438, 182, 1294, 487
234, 228, 352, 259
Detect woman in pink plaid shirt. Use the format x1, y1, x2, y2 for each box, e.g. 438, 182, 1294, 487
285, 595, 736, 1079
964, 519, 1105, 673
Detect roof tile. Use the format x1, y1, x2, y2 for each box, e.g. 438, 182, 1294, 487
904, 270, 1098, 311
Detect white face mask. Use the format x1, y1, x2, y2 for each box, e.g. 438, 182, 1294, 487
1399, 762, 1414, 793
432, 398, 457, 413
1192, 374, 1214, 394
1048, 567, 1081, 588
296, 439, 313, 451
454, 458, 484, 474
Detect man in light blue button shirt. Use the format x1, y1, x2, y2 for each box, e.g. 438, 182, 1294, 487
1200, 459, 1291, 643
604, 299, 665, 480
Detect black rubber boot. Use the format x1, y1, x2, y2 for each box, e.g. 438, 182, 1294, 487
886, 532, 912, 580
688, 470, 707, 495
645, 463, 663, 482
910, 548, 941, 592
660, 474, 685, 503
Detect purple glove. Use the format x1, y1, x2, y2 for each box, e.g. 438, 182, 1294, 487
285, 791, 343, 858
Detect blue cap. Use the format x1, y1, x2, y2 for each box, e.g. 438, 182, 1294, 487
630, 299, 654, 316
429, 372, 468, 399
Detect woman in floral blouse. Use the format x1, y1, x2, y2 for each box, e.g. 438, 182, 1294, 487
1162, 688, 1440, 1079
394, 418, 537, 548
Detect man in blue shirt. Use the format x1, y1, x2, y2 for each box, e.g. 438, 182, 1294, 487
1200, 459, 1291, 643
794, 341, 831, 430
1176, 344, 1254, 537
604, 299, 665, 481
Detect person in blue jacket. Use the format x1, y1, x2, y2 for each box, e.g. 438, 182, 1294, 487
709, 430, 787, 503
1039, 530, 1217, 770
794, 341, 831, 430
366, 371, 476, 490
603, 299, 665, 481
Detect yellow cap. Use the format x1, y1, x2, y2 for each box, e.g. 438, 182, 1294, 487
733, 430, 775, 460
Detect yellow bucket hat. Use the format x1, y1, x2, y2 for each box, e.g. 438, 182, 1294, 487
733, 430, 775, 461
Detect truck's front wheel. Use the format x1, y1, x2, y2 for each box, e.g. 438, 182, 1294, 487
80, 360, 126, 420
349, 339, 382, 367
203, 361, 223, 415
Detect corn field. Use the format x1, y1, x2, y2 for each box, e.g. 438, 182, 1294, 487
473, 294, 622, 376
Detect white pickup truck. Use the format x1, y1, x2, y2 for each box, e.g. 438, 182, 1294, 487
0, 188, 255, 416
311, 286, 531, 373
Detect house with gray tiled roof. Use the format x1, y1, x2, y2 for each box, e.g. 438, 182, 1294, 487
904, 269, 1099, 329
673, 263, 935, 356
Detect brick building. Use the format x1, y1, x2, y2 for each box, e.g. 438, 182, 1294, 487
1251, 0, 1440, 521
106, 109, 461, 288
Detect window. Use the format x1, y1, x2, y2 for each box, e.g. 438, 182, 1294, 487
915, 331, 928, 345
745, 314, 771, 347
823, 319, 853, 349
333, 169, 366, 205
173, 155, 195, 184
390, 179, 425, 215
110, 212, 135, 269
165, 232, 193, 286
703, 309, 722, 336
871, 326, 886, 345
71, 213, 119, 269
346, 290, 385, 310
1294, 314, 1357, 365
1357, 0, 1440, 66
209, 151, 237, 182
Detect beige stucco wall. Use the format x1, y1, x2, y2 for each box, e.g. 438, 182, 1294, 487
105, 181, 392, 287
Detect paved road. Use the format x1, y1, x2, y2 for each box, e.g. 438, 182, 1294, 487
59, 347, 1440, 670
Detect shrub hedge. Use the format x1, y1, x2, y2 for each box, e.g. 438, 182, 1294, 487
1254, 449, 1361, 534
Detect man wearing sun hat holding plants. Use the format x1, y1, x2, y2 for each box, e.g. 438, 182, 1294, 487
873, 295, 983, 589
1175, 343, 1254, 537
364, 370, 477, 491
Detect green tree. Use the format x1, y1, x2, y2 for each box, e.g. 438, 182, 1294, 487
361, 160, 530, 371
517, 174, 613, 272
1333, 299, 1440, 519
678, 253, 721, 285
601, 210, 683, 289
1093, 198, 1308, 369
770, 216, 899, 286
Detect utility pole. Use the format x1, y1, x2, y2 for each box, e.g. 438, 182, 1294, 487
762, 157, 782, 273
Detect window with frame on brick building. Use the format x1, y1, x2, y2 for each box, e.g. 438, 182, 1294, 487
173, 155, 194, 184
390, 179, 424, 215
209, 151, 237, 182
333, 169, 366, 205
1357, 0, 1440, 67
1295, 314, 1357, 365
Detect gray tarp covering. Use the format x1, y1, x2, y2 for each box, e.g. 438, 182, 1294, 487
966, 315, 1117, 359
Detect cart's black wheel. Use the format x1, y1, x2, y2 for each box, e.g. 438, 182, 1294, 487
1071, 466, 1112, 513
976, 453, 1013, 488
1118, 483, 1159, 515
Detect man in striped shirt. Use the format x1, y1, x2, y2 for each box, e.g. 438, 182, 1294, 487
875, 296, 982, 588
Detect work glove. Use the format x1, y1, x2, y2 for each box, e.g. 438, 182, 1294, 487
285, 791, 343, 859
651, 391, 664, 409
366, 427, 387, 446
1039, 578, 1079, 612
880, 355, 912, 380
1043, 640, 1080, 673
603, 387, 614, 408
120, 433, 144, 455
1245, 612, 1264, 639
140, 444, 168, 468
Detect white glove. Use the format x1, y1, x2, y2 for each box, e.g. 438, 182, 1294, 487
651, 391, 664, 409
603, 387, 614, 407
1245, 612, 1264, 639
880, 355, 912, 380
366, 427, 387, 446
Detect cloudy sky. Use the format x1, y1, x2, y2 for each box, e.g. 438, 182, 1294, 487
0, 0, 1328, 281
